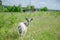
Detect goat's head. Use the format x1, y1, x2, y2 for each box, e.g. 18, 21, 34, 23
26, 18, 33, 22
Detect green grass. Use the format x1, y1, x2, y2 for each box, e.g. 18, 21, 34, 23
0, 11, 60, 40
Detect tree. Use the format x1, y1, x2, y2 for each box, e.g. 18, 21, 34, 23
0, 0, 3, 12
30, 5, 36, 11
26, 5, 31, 11
17, 5, 22, 12
11, 5, 17, 12
26, 5, 35, 11
11, 5, 22, 12
40, 7, 48, 11
0, 0, 2, 5
3, 5, 22, 12
7, 6, 13, 12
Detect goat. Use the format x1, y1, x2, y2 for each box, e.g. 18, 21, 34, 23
18, 18, 33, 37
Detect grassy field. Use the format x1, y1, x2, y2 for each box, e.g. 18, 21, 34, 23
0, 11, 60, 40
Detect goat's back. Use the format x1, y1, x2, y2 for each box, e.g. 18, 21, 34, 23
18, 22, 27, 32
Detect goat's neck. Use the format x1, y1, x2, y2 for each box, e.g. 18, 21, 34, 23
24, 21, 30, 26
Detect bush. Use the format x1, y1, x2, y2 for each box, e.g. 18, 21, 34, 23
3, 8, 9, 12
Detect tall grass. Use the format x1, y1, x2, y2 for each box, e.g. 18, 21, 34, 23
0, 11, 60, 40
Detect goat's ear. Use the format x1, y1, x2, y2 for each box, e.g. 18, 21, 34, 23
26, 18, 28, 20
31, 18, 33, 21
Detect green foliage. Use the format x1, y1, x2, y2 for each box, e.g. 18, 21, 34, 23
3, 8, 9, 12
7, 6, 12, 12
26, 5, 31, 11
40, 7, 48, 11
26, 5, 35, 11
0, 5, 3, 12
3, 5, 22, 12
11, 5, 22, 12
17, 5, 22, 12
11, 5, 18, 12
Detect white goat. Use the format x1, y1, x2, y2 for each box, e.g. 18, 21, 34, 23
18, 18, 33, 37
